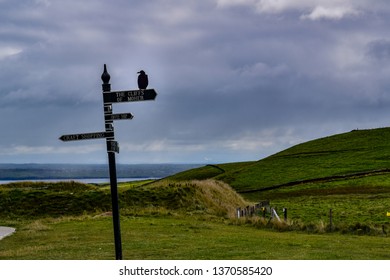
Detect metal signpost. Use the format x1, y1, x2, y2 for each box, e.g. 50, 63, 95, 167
59, 64, 157, 259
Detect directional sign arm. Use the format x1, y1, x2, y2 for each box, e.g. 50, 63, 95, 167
59, 131, 114, 142
103, 89, 157, 104
105, 113, 134, 122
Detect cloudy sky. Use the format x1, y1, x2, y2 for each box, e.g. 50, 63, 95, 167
1, 0, 390, 164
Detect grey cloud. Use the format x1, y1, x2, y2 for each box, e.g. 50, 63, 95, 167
1, 0, 390, 163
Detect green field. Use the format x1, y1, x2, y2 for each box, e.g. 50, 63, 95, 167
1, 127, 390, 259
1, 215, 389, 260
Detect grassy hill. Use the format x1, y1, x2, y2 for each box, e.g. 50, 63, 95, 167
166, 127, 390, 234
2, 128, 390, 259
0, 179, 246, 219
168, 128, 390, 193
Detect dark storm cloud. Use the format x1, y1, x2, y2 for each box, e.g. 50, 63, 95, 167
1, 0, 390, 163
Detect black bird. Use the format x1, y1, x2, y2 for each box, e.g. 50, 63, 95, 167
137, 70, 148, 90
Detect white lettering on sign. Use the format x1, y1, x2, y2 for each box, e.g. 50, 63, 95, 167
126, 95, 144, 102
64, 135, 77, 141
82, 133, 106, 139
115, 90, 145, 102
113, 114, 128, 120
59, 131, 113, 141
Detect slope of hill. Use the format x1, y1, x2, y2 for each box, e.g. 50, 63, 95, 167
0, 180, 246, 219
168, 128, 390, 193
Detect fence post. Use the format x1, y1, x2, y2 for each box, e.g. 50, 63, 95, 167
329, 208, 333, 232
283, 208, 287, 222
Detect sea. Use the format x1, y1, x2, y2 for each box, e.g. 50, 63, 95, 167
0, 163, 203, 185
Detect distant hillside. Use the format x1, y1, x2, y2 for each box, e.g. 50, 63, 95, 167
168, 128, 390, 193
0, 163, 202, 180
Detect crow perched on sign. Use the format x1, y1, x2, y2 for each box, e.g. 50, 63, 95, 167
137, 70, 148, 89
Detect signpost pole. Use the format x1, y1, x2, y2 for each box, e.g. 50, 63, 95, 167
102, 64, 122, 260
60, 64, 156, 259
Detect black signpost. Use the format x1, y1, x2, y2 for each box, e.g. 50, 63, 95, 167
59, 64, 157, 260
